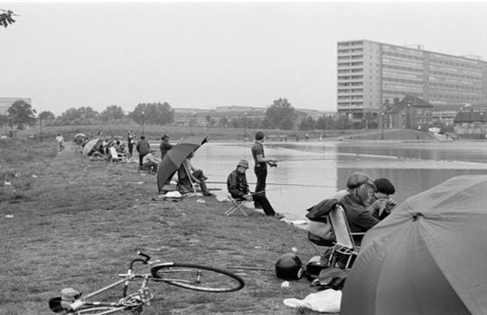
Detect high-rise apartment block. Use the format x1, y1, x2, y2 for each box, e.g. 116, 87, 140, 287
337, 40, 487, 121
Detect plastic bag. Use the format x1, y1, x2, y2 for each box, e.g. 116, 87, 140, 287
283, 289, 342, 313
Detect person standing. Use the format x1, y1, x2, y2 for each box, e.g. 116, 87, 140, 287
136, 135, 150, 167
127, 131, 135, 158
55, 133, 65, 151
159, 134, 173, 159
251, 131, 278, 209
227, 159, 284, 219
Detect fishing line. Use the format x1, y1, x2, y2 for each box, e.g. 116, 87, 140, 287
206, 180, 335, 188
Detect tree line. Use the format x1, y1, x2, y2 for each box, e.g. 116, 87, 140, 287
1, 98, 375, 133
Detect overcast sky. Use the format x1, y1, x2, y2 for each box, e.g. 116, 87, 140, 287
2, 1, 487, 115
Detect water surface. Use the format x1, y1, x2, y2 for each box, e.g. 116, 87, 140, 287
190, 141, 487, 221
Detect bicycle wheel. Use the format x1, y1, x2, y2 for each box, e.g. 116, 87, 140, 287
68, 306, 125, 315
150, 262, 245, 292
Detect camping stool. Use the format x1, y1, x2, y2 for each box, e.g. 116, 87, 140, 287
225, 195, 249, 217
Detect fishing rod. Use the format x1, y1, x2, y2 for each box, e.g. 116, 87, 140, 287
206, 180, 335, 188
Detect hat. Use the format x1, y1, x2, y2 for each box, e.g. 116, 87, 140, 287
255, 131, 265, 141
161, 134, 169, 140
374, 178, 395, 195
237, 159, 249, 168
346, 172, 373, 189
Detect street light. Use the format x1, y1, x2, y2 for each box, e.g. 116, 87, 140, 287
244, 112, 247, 141
141, 111, 145, 135
480, 112, 483, 140
381, 112, 385, 140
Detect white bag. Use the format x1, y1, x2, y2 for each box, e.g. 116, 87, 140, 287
283, 289, 342, 313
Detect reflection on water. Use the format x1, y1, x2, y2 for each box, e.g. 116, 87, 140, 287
191, 141, 487, 221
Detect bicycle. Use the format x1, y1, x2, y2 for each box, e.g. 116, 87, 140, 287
48, 251, 245, 314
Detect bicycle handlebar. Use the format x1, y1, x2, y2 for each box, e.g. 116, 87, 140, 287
138, 251, 151, 263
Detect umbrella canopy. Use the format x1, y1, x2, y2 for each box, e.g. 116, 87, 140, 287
82, 138, 103, 156
157, 135, 208, 192
73, 133, 88, 145
341, 175, 487, 315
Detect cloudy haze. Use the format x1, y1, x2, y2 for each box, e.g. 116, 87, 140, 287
2, 2, 486, 115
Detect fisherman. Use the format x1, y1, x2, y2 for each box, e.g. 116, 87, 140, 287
127, 131, 135, 158
251, 131, 278, 209
227, 159, 284, 219
177, 152, 213, 196
142, 150, 161, 174
159, 134, 173, 159
136, 135, 150, 168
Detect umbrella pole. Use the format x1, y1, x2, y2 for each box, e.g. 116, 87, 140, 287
183, 162, 197, 193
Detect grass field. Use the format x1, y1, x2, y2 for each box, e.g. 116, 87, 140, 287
14, 122, 435, 144
1, 138, 329, 315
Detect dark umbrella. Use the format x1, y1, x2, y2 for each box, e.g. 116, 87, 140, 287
82, 138, 103, 156
341, 175, 487, 315
157, 135, 208, 192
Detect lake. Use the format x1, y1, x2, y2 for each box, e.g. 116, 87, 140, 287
186, 140, 487, 221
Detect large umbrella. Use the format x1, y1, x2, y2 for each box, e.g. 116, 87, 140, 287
341, 175, 487, 315
82, 138, 103, 156
73, 133, 88, 145
157, 135, 208, 192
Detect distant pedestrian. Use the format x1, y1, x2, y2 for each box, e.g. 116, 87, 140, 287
136, 135, 150, 167
127, 131, 135, 157
55, 133, 65, 151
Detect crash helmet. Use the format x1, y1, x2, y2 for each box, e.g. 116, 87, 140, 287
305, 256, 329, 280
275, 253, 304, 280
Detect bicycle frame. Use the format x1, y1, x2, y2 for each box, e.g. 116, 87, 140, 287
49, 251, 245, 314
50, 253, 156, 314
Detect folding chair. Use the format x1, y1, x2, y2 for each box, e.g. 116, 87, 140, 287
109, 147, 120, 163
225, 194, 249, 217
327, 205, 364, 269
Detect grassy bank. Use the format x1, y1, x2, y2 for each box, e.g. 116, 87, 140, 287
14, 123, 436, 143
1, 139, 326, 315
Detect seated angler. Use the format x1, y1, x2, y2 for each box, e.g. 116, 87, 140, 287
142, 150, 161, 173
227, 159, 284, 219
177, 152, 213, 196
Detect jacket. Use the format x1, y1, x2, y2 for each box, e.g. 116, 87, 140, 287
136, 139, 150, 155
227, 169, 249, 199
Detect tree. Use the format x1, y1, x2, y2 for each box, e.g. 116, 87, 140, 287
0, 10, 17, 28
0, 114, 8, 129
7, 100, 36, 129
265, 98, 297, 130
38, 111, 55, 120
130, 102, 174, 125
101, 105, 125, 121
299, 116, 315, 130
219, 117, 229, 128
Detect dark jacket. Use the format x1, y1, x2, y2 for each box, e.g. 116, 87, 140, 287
339, 194, 380, 233
159, 140, 173, 159
136, 139, 150, 155
227, 169, 249, 199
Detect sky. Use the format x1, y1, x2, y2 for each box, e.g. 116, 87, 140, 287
1, 1, 487, 116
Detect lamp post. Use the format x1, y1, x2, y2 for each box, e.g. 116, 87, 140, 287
141, 111, 145, 135
39, 115, 43, 142
381, 112, 385, 140
244, 112, 247, 141
480, 112, 483, 140
407, 103, 411, 129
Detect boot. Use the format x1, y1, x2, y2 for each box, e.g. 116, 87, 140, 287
200, 181, 214, 197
